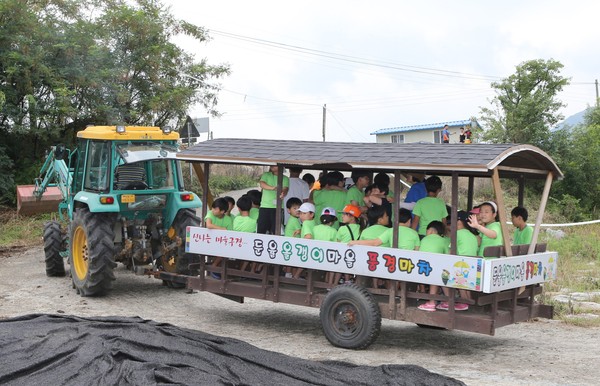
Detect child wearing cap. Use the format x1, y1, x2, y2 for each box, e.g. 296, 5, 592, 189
313, 207, 338, 242
292, 202, 316, 279
284, 197, 302, 238
334, 204, 364, 285
417, 221, 450, 311
412, 176, 448, 238
468, 201, 503, 257
336, 205, 363, 243
298, 202, 316, 239
511, 206, 533, 245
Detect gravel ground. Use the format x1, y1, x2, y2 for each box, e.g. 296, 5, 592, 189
1, 246, 599, 385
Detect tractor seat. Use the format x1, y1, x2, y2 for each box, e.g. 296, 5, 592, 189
115, 164, 147, 190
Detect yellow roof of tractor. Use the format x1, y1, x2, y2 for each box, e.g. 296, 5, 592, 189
77, 125, 180, 140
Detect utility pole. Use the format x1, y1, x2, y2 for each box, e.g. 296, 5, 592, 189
596, 79, 600, 107
322, 104, 326, 142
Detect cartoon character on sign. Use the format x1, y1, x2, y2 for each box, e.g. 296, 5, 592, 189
453, 260, 470, 288
441, 269, 450, 285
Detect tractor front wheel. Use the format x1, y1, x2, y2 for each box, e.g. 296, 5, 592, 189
69, 208, 116, 296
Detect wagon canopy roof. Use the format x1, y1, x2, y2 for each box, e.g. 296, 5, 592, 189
178, 139, 563, 179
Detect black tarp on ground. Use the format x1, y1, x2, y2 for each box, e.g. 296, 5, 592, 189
0, 314, 465, 385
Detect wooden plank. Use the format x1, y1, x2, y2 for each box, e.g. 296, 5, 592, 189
492, 168, 513, 257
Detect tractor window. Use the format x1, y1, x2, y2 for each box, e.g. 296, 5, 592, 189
84, 141, 110, 191
149, 160, 175, 189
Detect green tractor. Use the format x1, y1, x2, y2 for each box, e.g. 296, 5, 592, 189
20, 125, 202, 296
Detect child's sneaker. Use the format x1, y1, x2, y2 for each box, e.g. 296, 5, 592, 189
338, 278, 345, 284
284, 272, 293, 278
436, 302, 449, 310
455, 303, 469, 311
418, 302, 436, 311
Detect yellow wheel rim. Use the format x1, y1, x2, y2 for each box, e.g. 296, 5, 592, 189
72, 226, 89, 281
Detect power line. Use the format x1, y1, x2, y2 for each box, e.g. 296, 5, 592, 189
208, 28, 502, 82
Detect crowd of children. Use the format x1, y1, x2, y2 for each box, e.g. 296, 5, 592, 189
203, 167, 536, 312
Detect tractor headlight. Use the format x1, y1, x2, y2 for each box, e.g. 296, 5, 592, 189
116, 125, 126, 134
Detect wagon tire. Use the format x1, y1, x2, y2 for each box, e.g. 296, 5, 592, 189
160, 209, 201, 288
44, 221, 66, 277
69, 208, 116, 296
320, 283, 381, 349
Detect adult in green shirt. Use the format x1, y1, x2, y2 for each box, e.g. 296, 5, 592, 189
313, 171, 347, 226
257, 166, 289, 234
346, 170, 371, 209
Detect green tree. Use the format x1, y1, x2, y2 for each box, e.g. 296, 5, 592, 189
479, 59, 570, 146
548, 106, 600, 217
0, 0, 229, 204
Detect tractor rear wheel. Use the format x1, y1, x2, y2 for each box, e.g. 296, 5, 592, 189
160, 209, 201, 287
43, 221, 66, 277
69, 208, 116, 296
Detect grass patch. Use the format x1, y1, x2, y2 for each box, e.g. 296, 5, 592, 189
0, 209, 50, 247
543, 224, 600, 293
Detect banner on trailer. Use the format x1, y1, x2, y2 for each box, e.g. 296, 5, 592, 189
186, 228, 484, 291
481, 252, 558, 293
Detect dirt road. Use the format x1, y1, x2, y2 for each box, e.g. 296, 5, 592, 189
1, 246, 598, 385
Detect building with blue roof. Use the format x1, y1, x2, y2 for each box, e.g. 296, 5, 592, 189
371, 119, 479, 144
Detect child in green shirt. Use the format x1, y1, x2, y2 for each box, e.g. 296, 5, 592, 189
233, 196, 256, 233
293, 202, 316, 279
284, 197, 302, 238
511, 206, 533, 245
468, 201, 503, 257
417, 221, 449, 311
204, 198, 230, 230
412, 176, 448, 237
334, 204, 364, 285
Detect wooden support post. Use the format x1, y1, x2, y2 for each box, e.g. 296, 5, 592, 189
467, 176, 475, 210
450, 172, 459, 255
389, 281, 398, 320
392, 170, 401, 248
518, 175, 525, 208
196, 162, 211, 221
491, 169, 513, 257
527, 172, 553, 254
275, 164, 284, 236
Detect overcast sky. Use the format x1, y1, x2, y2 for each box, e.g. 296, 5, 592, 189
166, 0, 599, 142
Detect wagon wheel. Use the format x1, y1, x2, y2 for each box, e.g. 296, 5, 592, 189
320, 283, 381, 349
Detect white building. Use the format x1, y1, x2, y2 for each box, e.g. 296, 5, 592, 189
371, 119, 478, 144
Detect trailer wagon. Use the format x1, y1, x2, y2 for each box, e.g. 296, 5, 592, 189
157, 139, 561, 349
